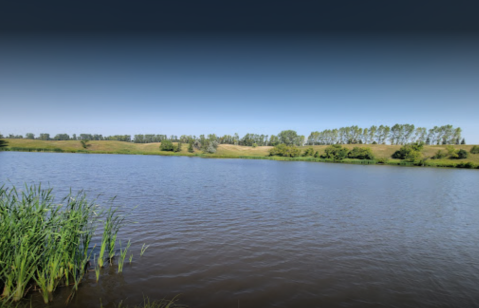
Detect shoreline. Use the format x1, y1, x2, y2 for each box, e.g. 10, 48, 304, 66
2, 147, 478, 170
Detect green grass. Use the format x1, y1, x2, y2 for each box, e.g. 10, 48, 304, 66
0, 184, 145, 305
2, 139, 478, 169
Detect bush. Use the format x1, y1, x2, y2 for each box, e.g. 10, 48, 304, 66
205, 143, 217, 153
160, 140, 174, 151
456, 149, 468, 159
456, 162, 476, 168
269, 144, 302, 157
444, 145, 468, 159
320, 144, 349, 160
0, 139, 8, 148
392, 142, 424, 162
432, 150, 447, 159
348, 147, 375, 160
252, 143, 258, 148
302, 147, 314, 157
376, 157, 389, 164
470, 145, 479, 154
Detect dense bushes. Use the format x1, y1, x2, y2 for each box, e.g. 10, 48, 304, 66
348, 147, 375, 160
320, 145, 349, 160
160, 140, 174, 151
392, 142, 424, 162
319, 145, 375, 160
470, 145, 479, 154
302, 147, 315, 156
269, 144, 302, 157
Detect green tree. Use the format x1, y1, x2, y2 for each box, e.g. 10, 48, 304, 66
188, 140, 194, 153
278, 130, 302, 146
175, 142, 182, 152
25, 133, 35, 139
160, 140, 174, 151
470, 146, 479, 154
461, 138, 466, 145
39, 133, 50, 140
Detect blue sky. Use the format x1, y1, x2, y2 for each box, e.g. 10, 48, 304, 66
1, 35, 478, 143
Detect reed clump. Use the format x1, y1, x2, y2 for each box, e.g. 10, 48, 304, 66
0, 184, 133, 304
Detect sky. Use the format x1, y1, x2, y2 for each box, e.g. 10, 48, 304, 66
1, 1, 479, 143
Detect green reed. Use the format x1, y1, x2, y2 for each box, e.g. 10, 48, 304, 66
117, 240, 131, 273
0, 184, 128, 304
140, 244, 150, 257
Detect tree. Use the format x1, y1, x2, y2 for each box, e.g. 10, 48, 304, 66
461, 138, 466, 145
188, 140, 194, 153
278, 130, 302, 146
80, 140, 91, 149
470, 146, 479, 154
160, 140, 174, 151
39, 133, 50, 140
175, 142, 182, 152
25, 133, 35, 139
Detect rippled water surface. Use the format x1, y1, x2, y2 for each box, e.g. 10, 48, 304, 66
1, 152, 479, 308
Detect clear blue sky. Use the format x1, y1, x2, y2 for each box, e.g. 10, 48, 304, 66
1, 35, 478, 143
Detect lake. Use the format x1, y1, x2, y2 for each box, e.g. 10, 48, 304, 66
1, 151, 479, 308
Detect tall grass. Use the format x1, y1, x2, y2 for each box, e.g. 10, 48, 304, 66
0, 184, 130, 304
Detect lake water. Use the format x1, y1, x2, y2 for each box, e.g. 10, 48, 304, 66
1, 151, 479, 308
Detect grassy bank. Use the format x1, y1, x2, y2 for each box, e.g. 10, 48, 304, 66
2, 139, 479, 169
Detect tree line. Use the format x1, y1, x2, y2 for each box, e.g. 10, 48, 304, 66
307, 124, 464, 145
0, 124, 466, 146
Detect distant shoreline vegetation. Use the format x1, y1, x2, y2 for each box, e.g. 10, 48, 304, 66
0, 124, 467, 146
0, 126, 477, 169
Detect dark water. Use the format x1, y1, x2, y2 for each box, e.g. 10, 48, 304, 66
1, 151, 479, 308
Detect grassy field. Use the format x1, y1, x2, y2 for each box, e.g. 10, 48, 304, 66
2, 139, 479, 168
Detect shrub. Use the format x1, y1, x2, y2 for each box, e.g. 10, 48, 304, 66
392, 142, 424, 162
252, 143, 258, 148
432, 150, 447, 159
160, 140, 174, 151
456, 149, 468, 159
269, 144, 301, 157
321, 144, 349, 160
470, 145, 479, 154
376, 157, 389, 164
348, 147, 375, 160
302, 147, 314, 157
0, 139, 8, 148
205, 143, 217, 154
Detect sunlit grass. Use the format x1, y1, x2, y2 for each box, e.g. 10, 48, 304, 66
0, 184, 145, 305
